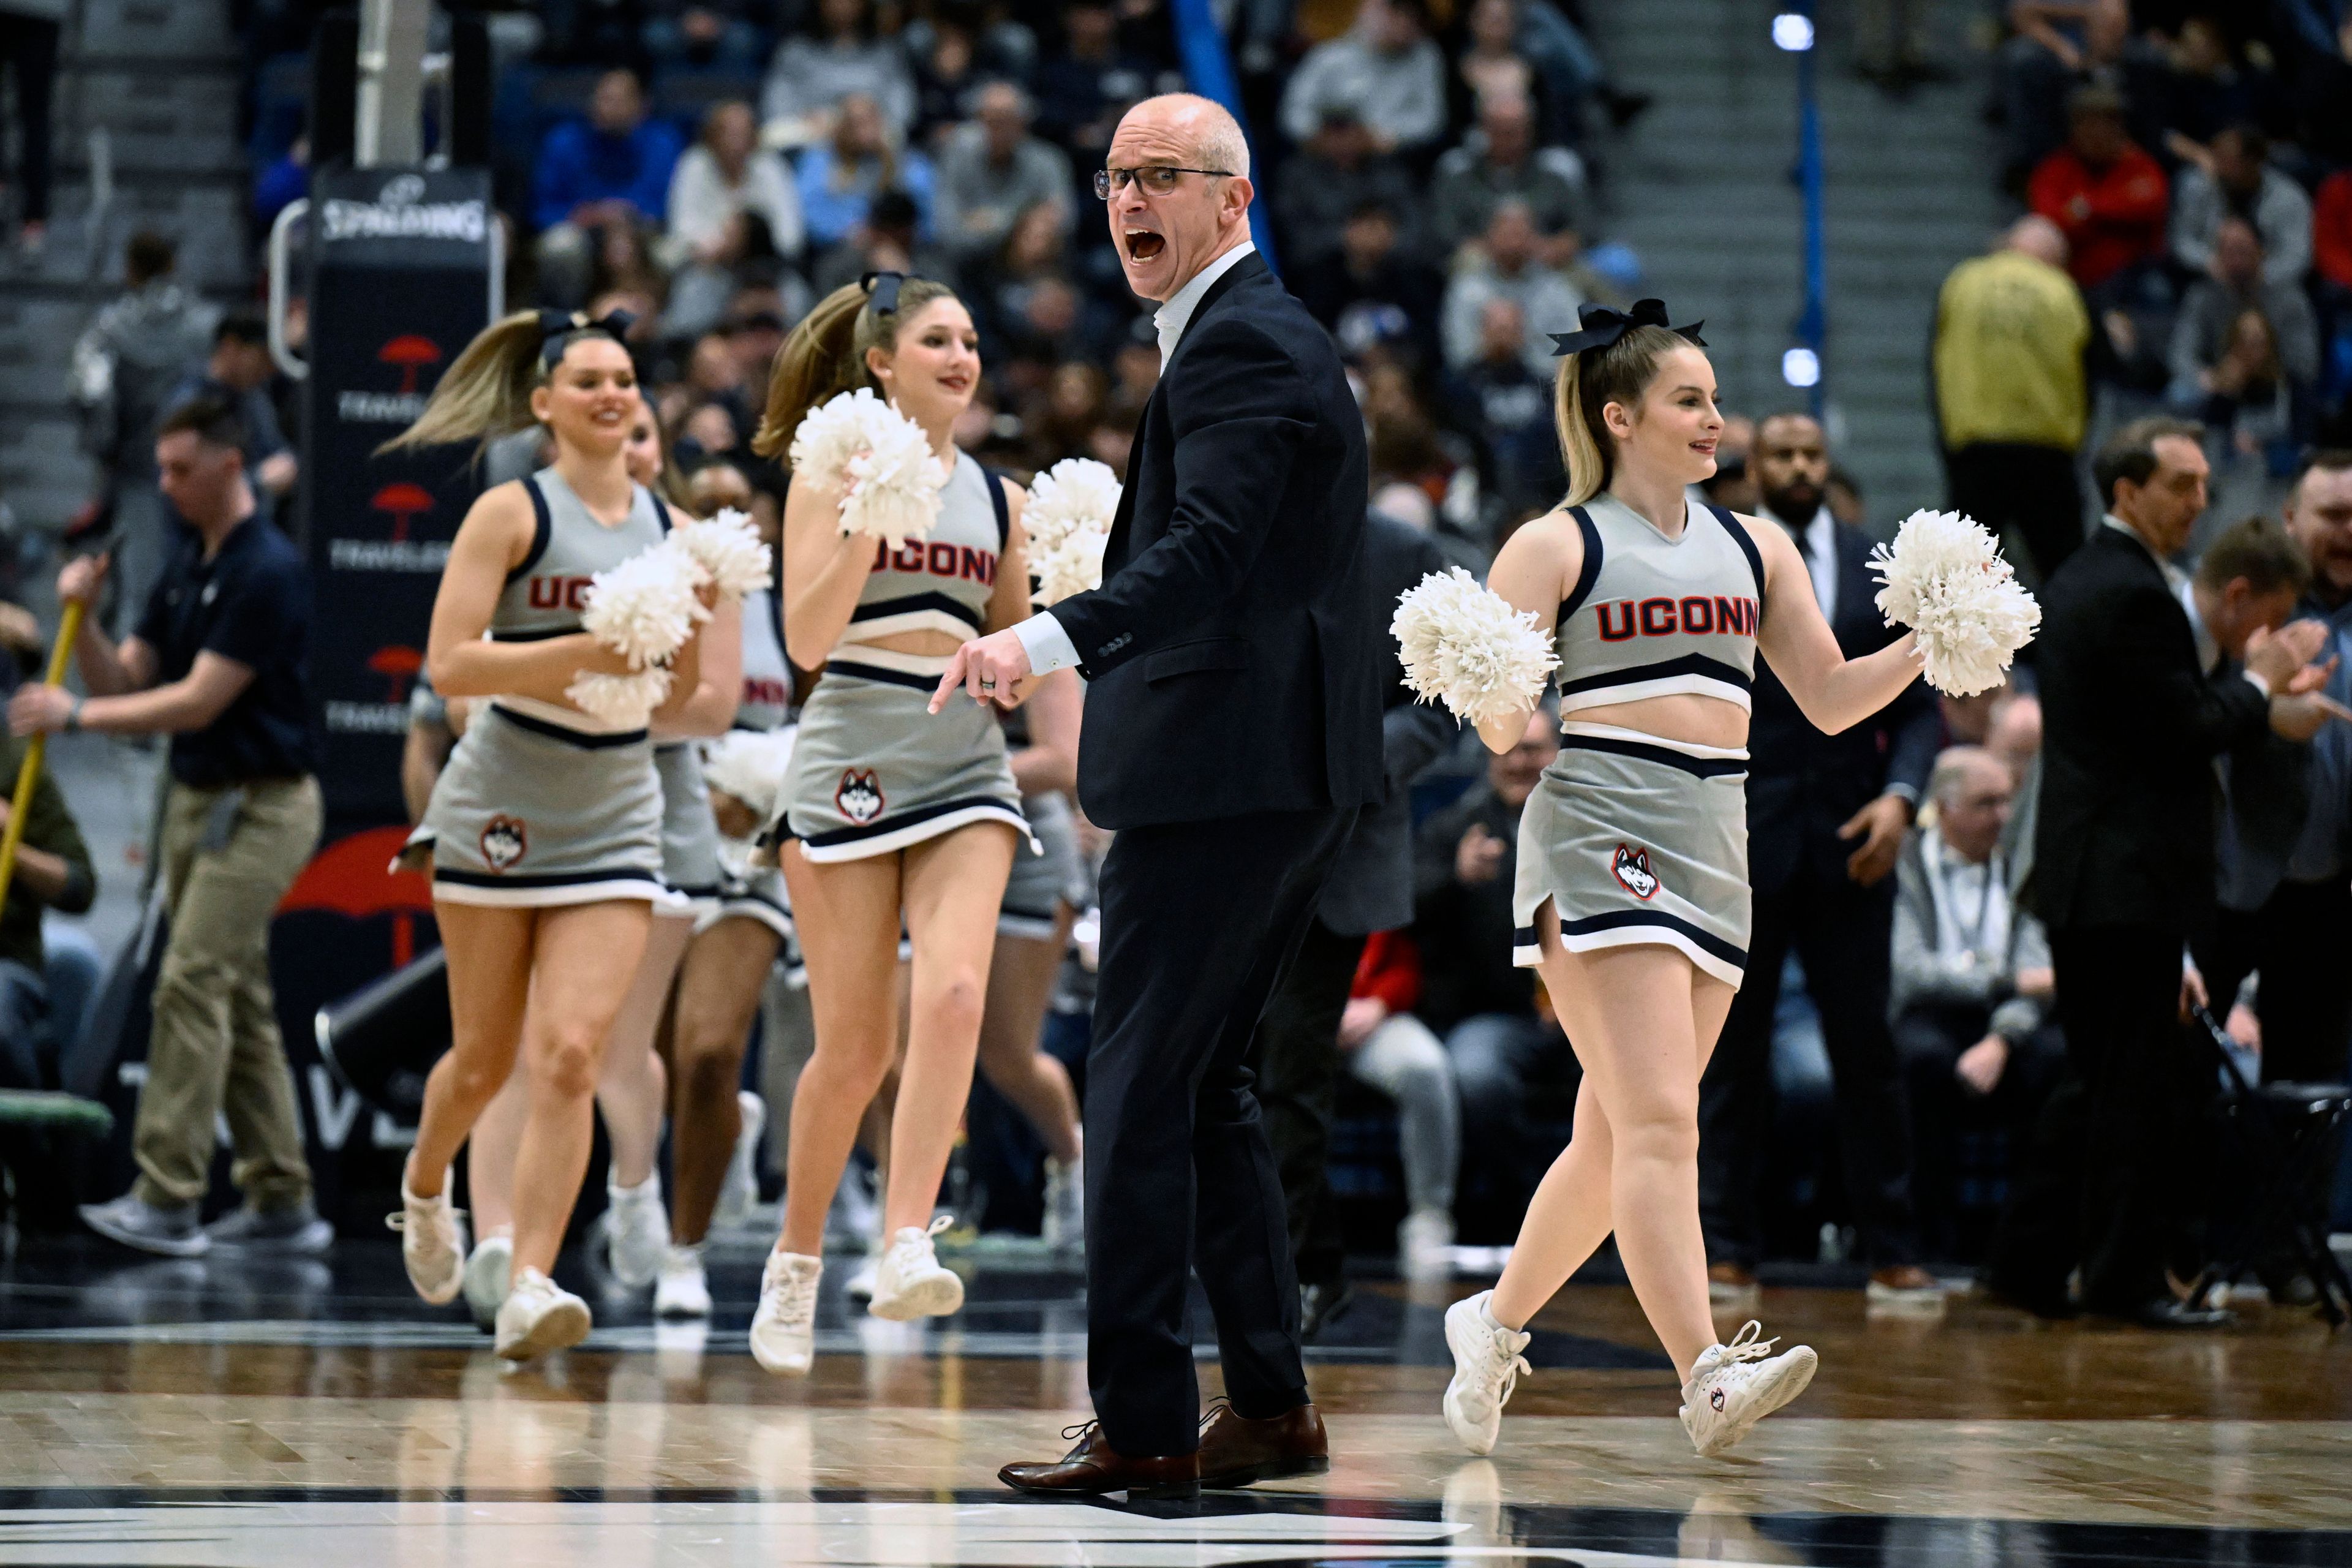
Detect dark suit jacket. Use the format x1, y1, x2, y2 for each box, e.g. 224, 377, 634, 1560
1317, 511, 1461, 935
1746, 513, 1942, 894
2034, 524, 2271, 933
1050, 252, 1384, 829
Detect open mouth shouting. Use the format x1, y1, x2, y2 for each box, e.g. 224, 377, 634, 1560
1123, 226, 1167, 263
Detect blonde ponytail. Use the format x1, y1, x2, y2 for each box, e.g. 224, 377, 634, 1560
1551, 321, 1697, 507
750, 273, 961, 462
378, 310, 628, 454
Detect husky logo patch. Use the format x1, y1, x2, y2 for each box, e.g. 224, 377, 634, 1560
1710, 1387, 1726, 1411
835, 769, 885, 826
480, 815, 527, 872
1611, 843, 1659, 900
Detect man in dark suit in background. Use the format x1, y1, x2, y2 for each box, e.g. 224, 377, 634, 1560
1698, 412, 1944, 1304
1253, 505, 1457, 1338
938, 93, 1383, 1496
1988, 417, 2328, 1327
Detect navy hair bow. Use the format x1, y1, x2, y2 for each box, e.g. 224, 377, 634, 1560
538, 306, 638, 368
861, 270, 907, 315
1548, 298, 1706, 358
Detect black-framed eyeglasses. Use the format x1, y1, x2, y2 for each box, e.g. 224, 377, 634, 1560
1094, 165, 1235, 199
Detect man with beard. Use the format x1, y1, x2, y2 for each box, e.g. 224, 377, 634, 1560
1696, 412, 1943, 1304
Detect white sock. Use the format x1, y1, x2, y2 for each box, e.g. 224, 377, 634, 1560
1479, 1295, 1508, 1332
609, 1172, 660, 1201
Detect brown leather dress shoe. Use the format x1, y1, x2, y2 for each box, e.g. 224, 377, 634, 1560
999, 1423, 1200, 1498
1196, 1400, 1330, 1488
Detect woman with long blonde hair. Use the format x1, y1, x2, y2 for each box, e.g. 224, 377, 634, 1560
455, 393, 744, 1325
744, 271, 1035, 1374
384, 311, 711, 1361
1438, 301, 1927, 1456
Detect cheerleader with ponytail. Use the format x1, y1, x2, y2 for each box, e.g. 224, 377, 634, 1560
744, 272, 1040, 1374
382, 309, 714, 1361
1411, 301, 2033, 1458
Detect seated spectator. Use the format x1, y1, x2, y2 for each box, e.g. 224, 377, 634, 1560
797, 93, 935, 255
1292, 200, 1445, 370
1441, 200, 1583, 380
1893, 747, 2063, 1259
168, 311, 296, 503
665, 100, 804, 271
2168, 217, 2320, 425
2320, 166, 2352, 300
0, 721, 95, 1090
1415, 706, 1578, 1234
2000, 0, 2131, 183
1272, 107, 1425, 271
1280, 0, 1448, 160
662, 209, 780, 341
1441, 296, 1564, 521
533, 69, 687, 311
643, 0, 769, 73
761, 0, 916, 145
1445, 0, 1542, 135
1429, 90, 1587, 266
2196, 310, 2297, 472
2026, 85, 2168, 303
1455, 0, 1642, 148
2139, 15, 2265, 163
2170, 124, 2314, 288
933, 83, 1073, 270
1337, 930, 1461, 1279
1032, 0, 1163, 170
811, 186, 951, 297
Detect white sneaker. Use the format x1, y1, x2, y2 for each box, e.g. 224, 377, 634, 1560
386, 1170, 467, 1306
605, 1174, 670, 1289
826, 1164, 880, 1248
1400, 1208, 1455, 1282
714, 1091, 767, 1229
1679, 1321, 1818, 1458
494, 1267, 592, 1361
1441, 1290, 1531, 1456
867, 1216, 963, 1321
1041, 1153, 1084, 1252
462, 1232, 513, 1329
655, 1243, 712, 1319
749, 1250, 823, 1375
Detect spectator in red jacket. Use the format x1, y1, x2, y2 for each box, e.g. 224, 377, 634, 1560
2318, 168, 2352, 292
2028, 85, 2169, 298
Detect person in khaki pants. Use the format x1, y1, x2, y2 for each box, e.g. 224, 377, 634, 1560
10, 395, 326, 1257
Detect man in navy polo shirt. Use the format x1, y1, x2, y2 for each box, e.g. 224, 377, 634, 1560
10, 395, 325, 1257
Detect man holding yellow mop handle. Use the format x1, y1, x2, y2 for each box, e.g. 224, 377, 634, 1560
8, 396, 326, 1258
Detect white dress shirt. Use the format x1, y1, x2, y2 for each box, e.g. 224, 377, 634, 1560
1012, 241, 1261, 676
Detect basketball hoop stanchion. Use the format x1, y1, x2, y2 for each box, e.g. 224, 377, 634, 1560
0, 596, 85, 906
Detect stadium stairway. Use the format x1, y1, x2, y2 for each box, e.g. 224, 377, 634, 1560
0, 0, 249, 540
1588, 0, 2005, 528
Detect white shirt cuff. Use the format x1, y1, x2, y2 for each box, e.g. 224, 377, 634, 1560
1013, 611, 1081, 676
2242, 668, 2272, 698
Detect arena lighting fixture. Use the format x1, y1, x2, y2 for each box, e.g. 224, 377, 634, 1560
1782, 347, 1822, 387
1772, 12, 1816, 50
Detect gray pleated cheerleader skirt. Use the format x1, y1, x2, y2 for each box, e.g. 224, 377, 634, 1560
408, 703, 669, 908
655, 742, 724, 911
998, 790, 1087, 940
1512, 722, 1752, 987
784, 674, 1032, 862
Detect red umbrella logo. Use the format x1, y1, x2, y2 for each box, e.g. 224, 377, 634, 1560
279, 825, 435, 967
379, 334, 442, 395
368, 645, 423, 704
370, 481, 433, 542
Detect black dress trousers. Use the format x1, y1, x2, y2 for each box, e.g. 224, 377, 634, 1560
1083, 804, 1359, 1457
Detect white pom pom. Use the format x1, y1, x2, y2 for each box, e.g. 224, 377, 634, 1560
701, 726, 797, 826
579, 541, 703, 669
1023, 458, 1120, 606
1391, 567, 1559, 728
669, 508, 772, 601
564, 667, 674, 729
786, 388, 947, 546
1870, 509, 2043, 697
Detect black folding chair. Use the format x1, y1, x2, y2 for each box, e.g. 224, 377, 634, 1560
2192, 1005, 2352, 1327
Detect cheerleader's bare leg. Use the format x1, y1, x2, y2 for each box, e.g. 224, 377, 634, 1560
976, 904, 1084, 1166
775, 843, 907, 1257
666, 916, 782, 1246
889, 822, 1019, 1234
